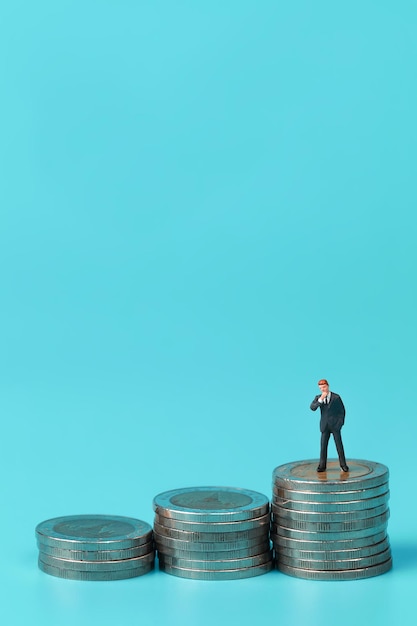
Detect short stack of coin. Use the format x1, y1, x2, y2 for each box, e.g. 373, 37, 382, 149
153, 487, 273, 580
36, 515, 155, 581
271, 460, 392, 580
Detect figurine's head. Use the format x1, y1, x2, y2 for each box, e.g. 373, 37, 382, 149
318, 379, 329, 393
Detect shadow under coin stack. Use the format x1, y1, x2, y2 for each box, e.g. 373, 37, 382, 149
153, 487, 273, 580
271, 460, 392, 580
36, 515, 155, 581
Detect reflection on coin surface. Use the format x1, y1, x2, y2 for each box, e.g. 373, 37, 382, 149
273, 460, 388, 492
36, 515, 153, 550
153, 487, 269, 522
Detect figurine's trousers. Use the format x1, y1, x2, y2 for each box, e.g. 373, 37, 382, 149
320, 427, 347, 467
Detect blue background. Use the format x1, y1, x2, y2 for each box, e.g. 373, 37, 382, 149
1, 1, 416, 624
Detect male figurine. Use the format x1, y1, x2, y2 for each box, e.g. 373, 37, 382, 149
310, 379, 349, 473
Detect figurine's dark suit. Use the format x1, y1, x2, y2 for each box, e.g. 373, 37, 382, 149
310, 392, 347, 469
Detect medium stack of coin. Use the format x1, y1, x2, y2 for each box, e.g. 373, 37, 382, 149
153, 487, 273, 580
36, 515, 155, 581
271, 460, 392, 580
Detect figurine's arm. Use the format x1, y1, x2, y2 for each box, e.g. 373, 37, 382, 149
310, 396, 321, 411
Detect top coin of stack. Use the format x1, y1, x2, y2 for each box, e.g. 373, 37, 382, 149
153, 486, 273, 580
36, 514, 155, 581
271, 460, 392, 580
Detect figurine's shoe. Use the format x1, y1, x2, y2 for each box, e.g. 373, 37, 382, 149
341, 465, 349, 472
316, 466, 326, 472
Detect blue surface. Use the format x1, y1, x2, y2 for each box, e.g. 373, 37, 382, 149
1, 2, 416, 624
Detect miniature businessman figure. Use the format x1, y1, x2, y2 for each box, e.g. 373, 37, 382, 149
310, 379, 349, 473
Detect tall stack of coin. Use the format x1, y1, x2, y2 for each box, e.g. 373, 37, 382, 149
153, 487, 273, 580
36, 515, 155, 581
271, 460, 392, 580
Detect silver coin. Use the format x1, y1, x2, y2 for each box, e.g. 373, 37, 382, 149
277, 546, 392, 571
272, 510, 389, 532
159, 550, 273, 571
38, 558, 154, 580
153, 512, 270, 533
153, 487, 269, 522
272, 502, 388, 523
272, 530, 388, 551
277, 537, 390, 561
273, 482, 389, 502
154, 532, 267, 552
158, 541, 271, 561
36, 515, 153, 550
272, 521, 388, 541
276, 558, 392, 580
273, 460, 389, 492
38, 551, 155, 572
36, 540, 154, 561
153, 521, 268, 543
159, 559, 273, 580
272, 492, 390, 512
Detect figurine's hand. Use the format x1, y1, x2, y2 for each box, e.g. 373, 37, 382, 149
320, 393, 327, 401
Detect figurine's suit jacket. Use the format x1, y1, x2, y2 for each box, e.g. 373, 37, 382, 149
310, 393, 345, 433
